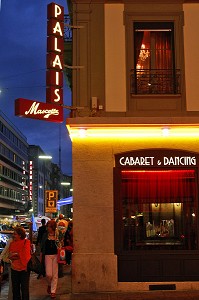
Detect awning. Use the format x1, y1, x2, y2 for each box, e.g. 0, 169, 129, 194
57, 196, 73, 210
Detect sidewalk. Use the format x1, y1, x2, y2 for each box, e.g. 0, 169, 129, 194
62, 290, 199, 300
0, 265, 71, 300
2, 266, 199, 300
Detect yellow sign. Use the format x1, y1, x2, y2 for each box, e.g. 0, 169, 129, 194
45, 190, 58, 213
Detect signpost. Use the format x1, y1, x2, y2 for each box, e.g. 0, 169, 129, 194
45, 190, 58, 214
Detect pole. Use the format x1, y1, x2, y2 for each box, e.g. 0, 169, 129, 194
59, 124, 61, 169
29, 222, 33, 244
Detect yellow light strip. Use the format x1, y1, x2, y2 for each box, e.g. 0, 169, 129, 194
67, 125, 199, 139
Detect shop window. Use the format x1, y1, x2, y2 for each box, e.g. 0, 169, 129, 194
131, 22, 180, 94
121, 170, 197, 250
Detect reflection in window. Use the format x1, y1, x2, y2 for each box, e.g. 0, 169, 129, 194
121, 170, 197, 250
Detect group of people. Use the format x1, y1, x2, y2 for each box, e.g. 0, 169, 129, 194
0, 214, 73, 300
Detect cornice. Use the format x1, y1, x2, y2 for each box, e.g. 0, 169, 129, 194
71, 0, 199, 4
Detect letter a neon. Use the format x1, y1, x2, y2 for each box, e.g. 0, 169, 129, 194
53, 55, 62, 69
53, 22, 63, 36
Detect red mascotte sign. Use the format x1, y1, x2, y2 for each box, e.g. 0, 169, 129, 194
15, 98, 63, 123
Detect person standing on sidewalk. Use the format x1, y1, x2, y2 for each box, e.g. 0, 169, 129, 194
64, 221, 73, 265
36, 218, 47, 279
36, 218, 47, 246
9, 227, 31, 300
40, 220, 58, 299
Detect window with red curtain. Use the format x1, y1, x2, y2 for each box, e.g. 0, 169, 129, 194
121, 170, 197, 251
133, 22, 176, 94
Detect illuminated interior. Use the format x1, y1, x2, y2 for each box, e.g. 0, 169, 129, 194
121, 169, 197, 250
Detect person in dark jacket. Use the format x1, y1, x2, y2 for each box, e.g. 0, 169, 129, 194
36, 219, 47, 246
36, 218, 47, 279
64, 221, 73, 265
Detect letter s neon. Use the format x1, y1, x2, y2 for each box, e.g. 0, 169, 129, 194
54, 89, 61, 102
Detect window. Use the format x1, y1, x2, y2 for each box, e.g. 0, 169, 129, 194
131, 22, 180, 94
121, 170, 197, 251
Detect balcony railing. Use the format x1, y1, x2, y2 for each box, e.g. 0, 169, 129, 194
130, 69, 181, 95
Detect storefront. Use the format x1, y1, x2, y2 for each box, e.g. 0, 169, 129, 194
114, 149, 199, 282
67, 120, 199, 292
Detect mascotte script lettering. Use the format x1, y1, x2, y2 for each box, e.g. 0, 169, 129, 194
25, 102, 59, 118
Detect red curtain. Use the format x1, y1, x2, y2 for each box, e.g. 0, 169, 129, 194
122, 170, 196, 203
154, 31, 172, 70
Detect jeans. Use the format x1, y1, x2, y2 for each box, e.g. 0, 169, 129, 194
45, 254, 58, 293
11, 269, 30, 300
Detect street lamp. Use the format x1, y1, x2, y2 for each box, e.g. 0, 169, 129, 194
38, 155, 52, 159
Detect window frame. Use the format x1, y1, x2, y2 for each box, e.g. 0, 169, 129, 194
124, 10, 185, 113
133, 21, 177, 94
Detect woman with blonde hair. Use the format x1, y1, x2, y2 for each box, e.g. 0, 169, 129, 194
40, 219, 58, 299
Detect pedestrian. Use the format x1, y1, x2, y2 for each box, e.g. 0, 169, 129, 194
40, 219, 58, 299
36, 218, 47, 246
0, 237, 13, 300
36, 218, 47, 279
57, 214, 68, 228
56, 221, 67, 278
8, 227, 31, 300
64, 221, 73, 265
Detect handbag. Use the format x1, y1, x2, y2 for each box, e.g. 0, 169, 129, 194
57, 247, 66, 264
27, 253, 45, 275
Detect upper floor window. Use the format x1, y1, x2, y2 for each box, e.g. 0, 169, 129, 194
131, 22, 181, 95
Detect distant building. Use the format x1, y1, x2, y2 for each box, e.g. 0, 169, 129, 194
0, 110, 29, 216
28, 145, 52, 216
51, 163, 72, 218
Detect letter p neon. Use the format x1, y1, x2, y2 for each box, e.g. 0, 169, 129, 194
55, 5, 62, 18
49, 191, 55, 200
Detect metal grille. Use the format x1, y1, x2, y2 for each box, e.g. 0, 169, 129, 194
130, 69, 181, 94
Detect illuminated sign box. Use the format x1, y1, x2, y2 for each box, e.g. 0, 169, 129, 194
47, 36, 64, 53
47, 19, 64, 37
47, 53, 64, 70
45, 190, 58, 213
46, 87, 63, 104
46, 2, 64, 105
46, 70, 63, 86
15, 98, 63, 123
47, 3, 64, 20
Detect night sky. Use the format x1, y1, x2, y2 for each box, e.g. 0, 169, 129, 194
0, 0, 72, 175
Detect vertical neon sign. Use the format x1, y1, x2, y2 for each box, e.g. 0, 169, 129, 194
46, 3, 64, 105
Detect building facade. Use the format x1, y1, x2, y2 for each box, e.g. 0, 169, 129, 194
51, 163, 73, 218
28, 145, 52, 217
0, 110, 29, 216
66, 0, 199, 293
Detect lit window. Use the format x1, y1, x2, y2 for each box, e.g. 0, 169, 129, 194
131, 22, 180, 94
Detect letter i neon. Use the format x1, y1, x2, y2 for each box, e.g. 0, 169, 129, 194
55, 72, 59, 85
